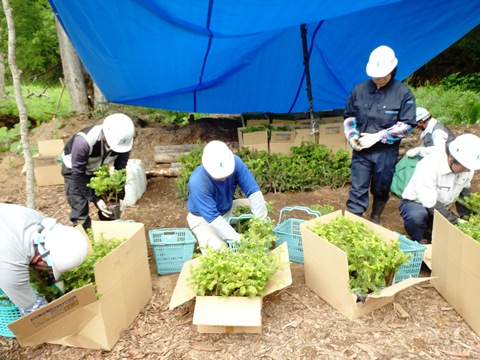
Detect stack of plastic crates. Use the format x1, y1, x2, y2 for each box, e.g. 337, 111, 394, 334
0, 288, 21, 338
273, 206, 322, 264
148, 228, 196, 275
394, 234, 427, 283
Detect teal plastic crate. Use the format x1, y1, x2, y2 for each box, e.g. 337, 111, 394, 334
273, 206, 322, 264
0, 289, 22, 338
394, 234, 427, 283
149, 228, 196, 275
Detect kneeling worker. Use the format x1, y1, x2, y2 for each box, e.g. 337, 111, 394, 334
0, 203, 88, 316
186, 141, 267, 253
399, 134, 480, 243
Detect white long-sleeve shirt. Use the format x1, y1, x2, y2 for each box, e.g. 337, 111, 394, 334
402, 150, 473, 208
0, 204, 43, 308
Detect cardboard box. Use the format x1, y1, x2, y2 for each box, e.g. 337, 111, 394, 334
246, 118, 269, 126
9, 221, 153, 350
300, 210, 430, 320
169, 243, 292, 333
269, 125, 296, 156
34, 139, 64, 186
293, 127, 317, 147
317, 119, 347, 153
431, 210, 480, 337
237, 126, 269, 152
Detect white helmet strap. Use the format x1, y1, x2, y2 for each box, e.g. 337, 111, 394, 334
33, 218, 57, 267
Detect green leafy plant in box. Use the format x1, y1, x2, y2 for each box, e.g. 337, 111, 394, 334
62, 230, 126, 294
456, 192, 480, 242
309, 216, 409, 295
187, 218, 286, 298
31, 230, 126, 300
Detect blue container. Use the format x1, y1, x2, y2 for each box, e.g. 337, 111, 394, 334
394, 234, 427, 283
149, 228, 196, 275
0, 289, 22, 338
273, 206, 322, 264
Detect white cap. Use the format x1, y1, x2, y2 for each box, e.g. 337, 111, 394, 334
202, 141, 235, 179
103, 114, 135, 153
366, 45, 398, 78
416, 107, 431, 123
448, 134, 480, 171
43, 225, 89, 280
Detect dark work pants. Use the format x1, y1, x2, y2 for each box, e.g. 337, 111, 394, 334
62, 167, 93, 230
347, 147, 398, 215
398, 199, 432, 241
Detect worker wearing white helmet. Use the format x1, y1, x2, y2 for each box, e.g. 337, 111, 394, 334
62, 113, 135, 229
399, 134, 480, 243
186, 140, 267, 253
0, 203, 88, 315
405, 107, 455, 158
343, 45, 416, 225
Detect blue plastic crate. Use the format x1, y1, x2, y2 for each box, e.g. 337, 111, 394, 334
273, 206, 322, 264
149, 228, 196, 275
273, 218, 306, 263
394, 234, 427, 283
0, 289, 22, 338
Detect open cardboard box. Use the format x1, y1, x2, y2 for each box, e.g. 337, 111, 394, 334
33, 139, 65, 186
431, 210, 480, 337
237, 126, 269, 153
9, 221, 152, 350
169, 243, 292, 333
317, 117, 348, 153
300, 210, 430, 320
269, 125, 296, 156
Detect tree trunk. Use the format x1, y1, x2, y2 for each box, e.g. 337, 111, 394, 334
54, 17, 90, 114
0, 51, 5, 97
2, 0, 35, 208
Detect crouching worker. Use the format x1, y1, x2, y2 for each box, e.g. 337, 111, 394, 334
186, 141, 267, 254
61, 113, 135, 230
399, 134, 480, 244
0, 203, 88, 316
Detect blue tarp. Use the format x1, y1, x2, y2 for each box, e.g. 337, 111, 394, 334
48, 0, 480, 114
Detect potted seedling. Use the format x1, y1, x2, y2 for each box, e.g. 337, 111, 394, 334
88, 164, 127, 220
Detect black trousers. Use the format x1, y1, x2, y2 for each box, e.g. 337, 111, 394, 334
62, 165, 93, 230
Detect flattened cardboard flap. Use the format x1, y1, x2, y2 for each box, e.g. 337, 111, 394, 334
193, 296, 262, 327
9, 285, 98, 342
431, 210, 480, 337
38, 139, 64, 156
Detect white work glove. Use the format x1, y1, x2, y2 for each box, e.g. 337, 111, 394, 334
348, 134, 362, 151
358, 133, 382, 149
248, 190, 268, 219
457, 218, 467, 224
405, 148, 420, 158
96, 199, 112, 218
211, 216, 241, 242
119, 199, 126, 218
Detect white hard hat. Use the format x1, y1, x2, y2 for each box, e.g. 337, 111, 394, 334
416, 107, 431, 123
43, 224, 89, 280
448, 134, 480, 171
103, 113, 135, 153
366, 45, 398, 78
202, 141, 235, 179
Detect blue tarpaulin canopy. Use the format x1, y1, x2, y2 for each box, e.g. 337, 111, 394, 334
48, 0, 480, 114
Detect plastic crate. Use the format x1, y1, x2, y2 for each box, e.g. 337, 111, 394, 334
0, 289, 22, 338
273, 206, 322, 264
149, 228, 196, 275
394, 234, 427, 283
